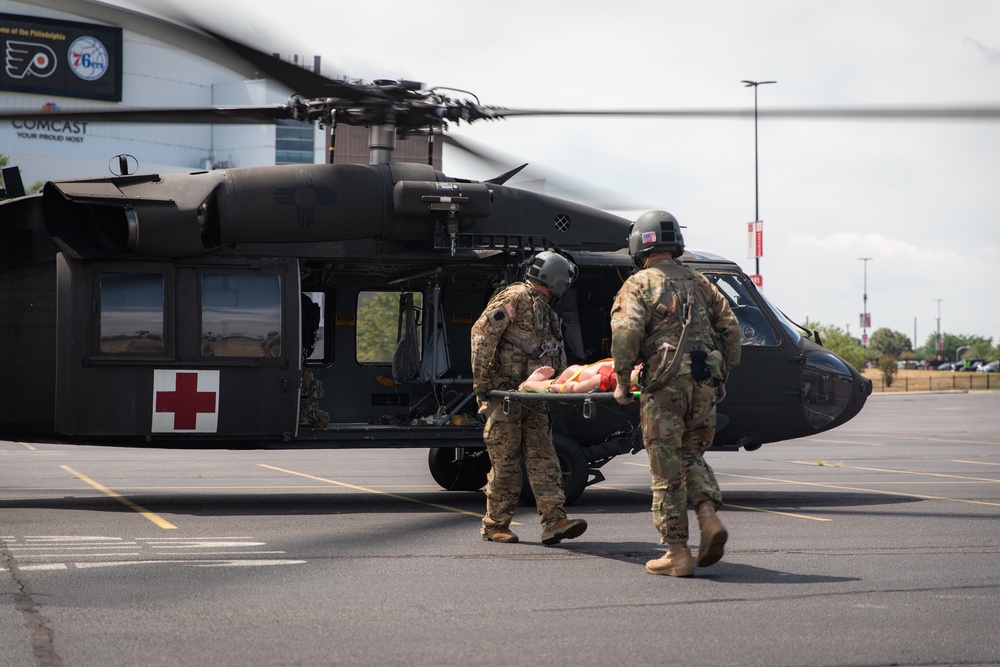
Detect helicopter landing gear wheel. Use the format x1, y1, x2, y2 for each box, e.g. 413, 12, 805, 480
520, 435, 589, 507
427, 447, 491, 491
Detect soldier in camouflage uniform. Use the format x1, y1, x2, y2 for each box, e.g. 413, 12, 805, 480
610, 211, 741, 576
471, 251, 589, 545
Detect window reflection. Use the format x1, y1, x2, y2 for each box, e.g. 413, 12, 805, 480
303, 291, 326, 362
802, 352, 854, 428
100, 272, 165, 355
202, 274, 282, 357
706, 273, 779, 347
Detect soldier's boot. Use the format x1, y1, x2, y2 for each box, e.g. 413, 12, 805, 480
540, 518, 588, 545
482, 526, 519, 543
645, 541, 695, 577
696, 503, 728, 567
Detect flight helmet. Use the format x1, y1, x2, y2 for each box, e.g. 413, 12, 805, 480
628, 210, 685, 262
525, 250, 577, 298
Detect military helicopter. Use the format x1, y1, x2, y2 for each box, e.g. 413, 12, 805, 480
5, 28, 950, 504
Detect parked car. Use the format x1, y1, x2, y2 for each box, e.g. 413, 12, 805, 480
955, 359, 985, 371
978, 360, 1000, 373
937, 362, 956, 371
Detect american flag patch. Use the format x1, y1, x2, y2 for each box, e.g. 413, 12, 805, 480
641, 231, 657, 243
504, 303, 516, 318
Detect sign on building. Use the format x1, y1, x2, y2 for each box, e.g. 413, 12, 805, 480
0, 13, 122, 101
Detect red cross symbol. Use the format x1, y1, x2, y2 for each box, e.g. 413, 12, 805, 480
155, 372, 217, 430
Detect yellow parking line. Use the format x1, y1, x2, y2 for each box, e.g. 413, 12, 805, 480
886, 435, 1000, 446
725, 504, 832, 522
19, 442, 36, 451
954, 459, 1000, 467
800, 438, 883, 447
612, 467, 831, 521
258, 464, 507, 523
718, 472, 1000, 507
790, 461, 1000, 483
61, 466, 177, 530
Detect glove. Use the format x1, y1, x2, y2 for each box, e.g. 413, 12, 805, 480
613, 383, 633, 406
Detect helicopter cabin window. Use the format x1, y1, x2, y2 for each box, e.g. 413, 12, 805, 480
99, 272, 165, 355
302, 290, 331, 364
706, 273, 779, 347
356, 290, 423, 365
201, 274, 282, 358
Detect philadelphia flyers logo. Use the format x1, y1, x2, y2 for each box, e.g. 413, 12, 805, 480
5, 41, 57, 79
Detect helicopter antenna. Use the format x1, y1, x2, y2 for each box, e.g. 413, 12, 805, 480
109, 154, 139, 176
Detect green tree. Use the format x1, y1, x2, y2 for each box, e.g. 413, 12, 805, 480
920, 332, 994, 363
965, 336, 995, 360
355, 291, 422, 363
806, 321, 866, 371
878, 354, 897, 387
356, 291, 403, 362
869, 328, 912, 358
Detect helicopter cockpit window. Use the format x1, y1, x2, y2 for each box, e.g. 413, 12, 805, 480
356, 290, 423, 365
754, 289, 802, 345
99, 272, 165, 355
705, 273, 779, 347
201, 274, 282, 358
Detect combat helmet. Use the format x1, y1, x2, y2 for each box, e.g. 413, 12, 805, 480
525, 250, 577, 298
628, 210, 685, 262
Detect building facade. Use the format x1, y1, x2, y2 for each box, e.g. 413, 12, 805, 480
0, 0, 324, 186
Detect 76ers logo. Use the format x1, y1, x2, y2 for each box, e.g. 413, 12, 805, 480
68, 36, 108, 81
4, 41, 57, 79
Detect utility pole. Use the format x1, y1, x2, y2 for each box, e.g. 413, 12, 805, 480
934, 298, 944, 360
859, 257, 872, 347
742, 80, 775, 286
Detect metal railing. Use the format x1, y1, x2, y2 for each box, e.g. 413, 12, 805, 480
865, 372, 998, 393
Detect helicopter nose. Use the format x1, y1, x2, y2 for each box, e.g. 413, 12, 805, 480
801, 351, 872, 430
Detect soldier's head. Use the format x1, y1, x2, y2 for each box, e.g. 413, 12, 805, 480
525, 250, 577, 299
628, 210, 685, 265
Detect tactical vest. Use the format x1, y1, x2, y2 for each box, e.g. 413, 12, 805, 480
501, 295, 563, 362
640, 264, 718, 392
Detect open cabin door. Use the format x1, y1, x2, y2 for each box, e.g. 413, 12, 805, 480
55, 255, 302, 441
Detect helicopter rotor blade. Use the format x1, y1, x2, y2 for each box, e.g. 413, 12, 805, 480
441, 134, 652, 211
202, 30, 378, 103
7, 103, 997, 127
480, 105, 1000, 121
0, 105, 295, 124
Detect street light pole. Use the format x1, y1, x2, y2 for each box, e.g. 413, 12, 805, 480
859, 257, 872, 347
742, 80, 776, 280
934, 298, 944, 360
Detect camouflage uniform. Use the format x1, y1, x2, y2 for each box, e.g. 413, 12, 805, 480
610, 258, 741, 543
471, 281, 568, 534
298, 369, 329, 427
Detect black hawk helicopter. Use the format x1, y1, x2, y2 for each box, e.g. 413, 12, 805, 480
16, 29, 991, 502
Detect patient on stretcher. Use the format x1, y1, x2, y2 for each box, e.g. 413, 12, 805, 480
518, 360, 641, 394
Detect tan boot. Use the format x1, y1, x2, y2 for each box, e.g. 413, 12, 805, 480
645, 541, 694, 577
696, 503, 728, 567
482, 526, 519, 543
540, 518, 588, 545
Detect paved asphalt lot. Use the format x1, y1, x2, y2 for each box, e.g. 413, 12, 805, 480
2, 391, 999, 667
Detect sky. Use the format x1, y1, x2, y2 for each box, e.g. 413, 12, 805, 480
115, 0, 999, 348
